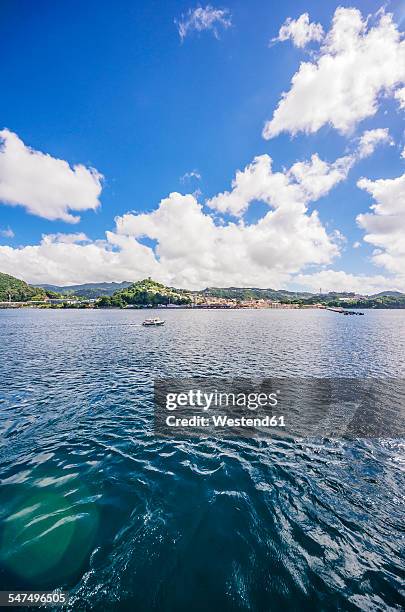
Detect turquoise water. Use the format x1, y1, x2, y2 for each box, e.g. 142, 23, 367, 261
0, 309, 404, 611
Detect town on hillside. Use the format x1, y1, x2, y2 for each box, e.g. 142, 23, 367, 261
1, 273, 404, 310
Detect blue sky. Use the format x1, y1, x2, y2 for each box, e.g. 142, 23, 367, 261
0, 0, 404, 291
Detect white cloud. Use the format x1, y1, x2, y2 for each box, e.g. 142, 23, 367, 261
115, 191, 340, 289
180, 169, 202, 182
1, 137, 392, 290
294, 270, 402, 294
0, 231, 159, 286
0, 129, 103, 223
204, 128, 386, 222
0, 185, 339, 289
263, 8, 405, 139
41, 232, 89, 245
271, 13, 324, 48
357, 172, 405, 278
357, 128, 393, 158
395, 87, 405, 109
401, 146, 405, 159
288, 154, 353, 201
205, 140, 382, 218
2, 176, 402, 291
0, 129, 396, 292
0, 227, 14, 239
176, 5, 232, 41
353, 241, 361, 249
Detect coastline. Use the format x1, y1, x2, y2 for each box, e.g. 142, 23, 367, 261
3, 301, 402, 310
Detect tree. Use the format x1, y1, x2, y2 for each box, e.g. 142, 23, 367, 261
96, 296, 112, 308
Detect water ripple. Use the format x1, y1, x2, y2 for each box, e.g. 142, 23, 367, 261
0, 309, 404, 610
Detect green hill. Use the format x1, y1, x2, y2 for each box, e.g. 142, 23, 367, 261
3, 272, 405, 308
0, 272, 47, 302
199, 286, 313, 301
37, 281, 132, 299
96, 278, 192, 307
370, 291, 405, 298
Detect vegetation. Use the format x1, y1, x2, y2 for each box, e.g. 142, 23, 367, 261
44, 289, 62, 299
96, 295, 127, 309
0, 272, 47, 302
200, 287, 312, 301
2, 271, 405, 309
95, 278, 192, 308
197, 289, 405, 309
322, 295, 405, 309
37, 281, 132, 299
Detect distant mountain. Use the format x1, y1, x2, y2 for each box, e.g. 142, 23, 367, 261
0, 272, 46, 302
36, 281, 133, 298
22, 277, 405, 302
35, 281, 315, 301
199, 287, 314, 300
370, 291, 405, 298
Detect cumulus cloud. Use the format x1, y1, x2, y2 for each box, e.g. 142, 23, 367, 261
263, 8, 405, 139
1, 134, 392, 290
0, 129, 103, 223
113, 191, 340, 289
271, 13, 324, 48
0, 231, 159, 286
5, 205, 401, 292
288, 154, 353, 201
0, 227, 14, 239
294, 270, 402, 294
41, 232, 89, 245
0, 185, 340, 289
205, 134, 385, 218
395, 87, 405, 109
357, 128, 393, 158
356, 172, 405, 279
176, 5, 231, 41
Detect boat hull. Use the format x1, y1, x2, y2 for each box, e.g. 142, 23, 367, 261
142, 321, 165, 326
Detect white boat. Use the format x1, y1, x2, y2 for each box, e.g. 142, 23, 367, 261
142, 317, 165, 326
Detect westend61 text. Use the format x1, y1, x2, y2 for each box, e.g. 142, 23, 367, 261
166, 415, 285, 428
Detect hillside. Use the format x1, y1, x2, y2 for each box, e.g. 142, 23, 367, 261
199, 287, 314, 301
0, 272, 47, 302
97, 278, 192, 307
37, 281, 133, 298
330, 295, 405, 309
370, 291, 405, 298
37, 282, 314, 301
5, 274, 405, 308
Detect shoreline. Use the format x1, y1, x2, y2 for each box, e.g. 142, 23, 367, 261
2, 303, 404, 311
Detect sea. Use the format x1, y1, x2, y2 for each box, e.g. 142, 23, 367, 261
0, 308, 404, 611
